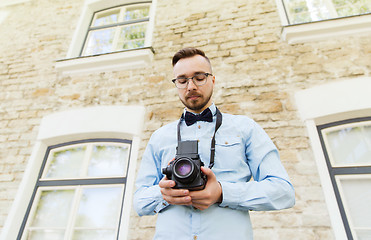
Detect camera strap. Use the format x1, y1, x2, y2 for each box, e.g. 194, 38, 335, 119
178, 107, 222, 169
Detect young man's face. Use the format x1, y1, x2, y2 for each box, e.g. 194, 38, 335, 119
173, 55, 215, 114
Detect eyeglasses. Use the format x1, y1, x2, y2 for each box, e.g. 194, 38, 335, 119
172, 73, 213, 89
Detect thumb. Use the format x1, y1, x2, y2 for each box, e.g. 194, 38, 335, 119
201, 166, 215, 179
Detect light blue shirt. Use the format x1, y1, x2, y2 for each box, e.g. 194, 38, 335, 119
134, 104, 295, 240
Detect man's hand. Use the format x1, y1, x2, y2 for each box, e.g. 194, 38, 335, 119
159, 176, 192, 206
189, 167, 223, 211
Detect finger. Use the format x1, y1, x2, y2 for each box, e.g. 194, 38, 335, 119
159, 178, 176, 188
168, 158, 175, 165
161, 188, 189, 198
164, 195, 192, 205
191, 201, 208, 211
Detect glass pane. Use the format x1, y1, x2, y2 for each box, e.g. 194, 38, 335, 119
88, 145, 129, 177
44, 147, 86, 179
83, 28, 116, 56
29, 189, 74, 228
324, 123, 371, 167
356, 230, 371, 240
72, 230, 116, 240
337, 177, 371, 233
333, 0, 371, 17
93, 9, 120, 27
124, 5, 150, 21
27, 230, 65, 240
74, 187, 123, 228
283, 0, 371, 24
117, 23, 147, 50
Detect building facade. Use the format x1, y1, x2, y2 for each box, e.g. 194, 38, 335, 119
0, 0, 370, 239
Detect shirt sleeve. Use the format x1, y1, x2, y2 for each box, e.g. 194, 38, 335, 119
218, 119, 295, 211
133, 135, 170, 216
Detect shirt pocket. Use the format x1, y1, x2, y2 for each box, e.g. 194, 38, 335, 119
214, 136, 246, 171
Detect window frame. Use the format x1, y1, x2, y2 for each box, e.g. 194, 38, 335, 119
1, 106, 145, 240
317, 117, 371, 240
55, 0, 157, 75
19, 138, 132, 240
0, 0, 30, 7
275, 0, 371, 44
295, 77, 371, 239
81, 2, 151, 56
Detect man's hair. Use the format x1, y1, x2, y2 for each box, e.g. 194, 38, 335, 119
172, 47, 211, 67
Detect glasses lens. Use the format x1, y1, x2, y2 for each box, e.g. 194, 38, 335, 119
173, 73, 210, 88
174, 160, 192, 176
194, 73, 208, 86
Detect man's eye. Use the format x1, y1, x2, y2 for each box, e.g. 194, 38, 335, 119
177, 78, 187, 84
194, 75, 205, 81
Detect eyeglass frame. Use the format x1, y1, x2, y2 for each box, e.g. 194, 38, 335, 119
171, 73, 213, 89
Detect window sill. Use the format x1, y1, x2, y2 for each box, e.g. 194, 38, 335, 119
281, 14, 371, 44
55, 47, 154, 75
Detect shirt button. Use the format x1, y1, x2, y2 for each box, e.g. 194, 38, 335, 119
225, 141, 228, 144
198, 125, 201, 129
193, 235, 198, 240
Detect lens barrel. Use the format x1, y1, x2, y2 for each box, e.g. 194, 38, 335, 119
173, 157, 197, 183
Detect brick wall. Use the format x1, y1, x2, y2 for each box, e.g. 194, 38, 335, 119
1, 0, 370, 239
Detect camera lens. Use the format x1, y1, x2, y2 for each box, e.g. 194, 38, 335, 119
175, 160, 192, 176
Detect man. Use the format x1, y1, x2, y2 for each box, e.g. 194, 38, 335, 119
134, 48, 295, 240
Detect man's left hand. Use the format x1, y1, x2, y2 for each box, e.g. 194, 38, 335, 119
189, 167, 223, 210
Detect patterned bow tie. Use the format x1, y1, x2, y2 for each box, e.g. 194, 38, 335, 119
183, 108, 213, 126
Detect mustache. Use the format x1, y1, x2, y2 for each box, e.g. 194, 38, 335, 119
185, 91, 201, 98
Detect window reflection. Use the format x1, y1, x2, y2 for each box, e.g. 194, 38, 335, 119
45, 147, 86, 179
325, 122, 371, 167
88, 145, 129, 177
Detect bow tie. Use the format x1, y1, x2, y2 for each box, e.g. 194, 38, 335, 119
183, 108, 213, 126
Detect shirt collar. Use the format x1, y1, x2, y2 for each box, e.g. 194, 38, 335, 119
182, 103, 216, 117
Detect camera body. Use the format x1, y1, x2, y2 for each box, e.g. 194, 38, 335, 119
162, 140, 207, 190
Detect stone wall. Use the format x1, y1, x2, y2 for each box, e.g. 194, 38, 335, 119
1, 0, 370, 239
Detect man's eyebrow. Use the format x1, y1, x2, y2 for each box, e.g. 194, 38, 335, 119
176, 71, 206, 78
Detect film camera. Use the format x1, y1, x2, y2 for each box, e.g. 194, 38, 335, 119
162, 140, 207, 190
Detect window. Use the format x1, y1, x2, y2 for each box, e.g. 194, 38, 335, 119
282, 0, 371, 24
55, 0, 156, 75
318, 118, 371, 240
295, 77, 371, 239
1, 106, 145, 240
19, 139, 131, 239
275, 0, 371, 43
82, 3, 150, 56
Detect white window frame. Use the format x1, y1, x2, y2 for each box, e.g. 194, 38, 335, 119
275, 0, 371, 44
55, 0, 157, 75
0, 0, 30, 7
295, 77, 371, 239
0, 105, 145, 240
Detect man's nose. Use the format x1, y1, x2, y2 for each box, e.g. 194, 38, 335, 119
187, 79, 197, 90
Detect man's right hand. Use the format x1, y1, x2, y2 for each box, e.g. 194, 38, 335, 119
159, 176, 192, 205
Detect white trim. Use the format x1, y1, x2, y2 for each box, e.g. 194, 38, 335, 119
281, 14, 371, 44
295, 77, 371, 124
295, 77, 371, 240
55, 0, 156, 75
37, 105, 144, 144
0, 10, 9, 24
274, 0, 289, 26
55, 48, 154, 75
305, 120, 347, 240
0, 0, 29, 7
1, 105, 145, 240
